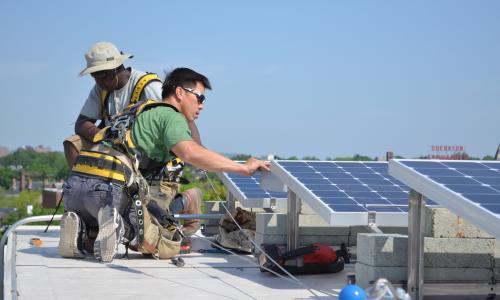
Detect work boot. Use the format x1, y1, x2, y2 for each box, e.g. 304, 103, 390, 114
180, 188, 203, 236
94, 206, 124, 263
58, 212, 85, 258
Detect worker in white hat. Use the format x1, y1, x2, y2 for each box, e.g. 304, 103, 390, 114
63, 41, 202, 167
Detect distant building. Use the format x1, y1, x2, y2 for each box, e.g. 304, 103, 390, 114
0, 146, 9, 158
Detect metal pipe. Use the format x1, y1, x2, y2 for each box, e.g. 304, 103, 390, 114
173, 213, 224, 220
408, 190, 426, 300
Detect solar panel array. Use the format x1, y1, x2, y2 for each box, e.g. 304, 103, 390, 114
271, 160, 428, 226
217, 171, 288, 208
389, 159, 500, 239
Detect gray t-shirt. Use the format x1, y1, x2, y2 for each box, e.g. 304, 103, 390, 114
79, 68, 163, 125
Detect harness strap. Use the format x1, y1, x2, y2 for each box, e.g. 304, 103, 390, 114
72, 150, 132, 184
100, 90, 111, 121
99, 72, 161, 122
130, 73, 161, 104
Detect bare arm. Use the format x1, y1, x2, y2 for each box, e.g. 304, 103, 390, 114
171, 140, 269, 176
75, 114, 100, 142
188, 121, 202, 145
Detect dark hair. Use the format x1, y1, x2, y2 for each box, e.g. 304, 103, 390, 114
162, 67, 212, 99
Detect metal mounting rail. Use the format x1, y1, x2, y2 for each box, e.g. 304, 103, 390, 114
0, 215, 63, 300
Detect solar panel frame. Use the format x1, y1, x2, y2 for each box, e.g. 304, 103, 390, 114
271, 160, 414, 227
216, 171, 287, 208
389, 159, 500, 239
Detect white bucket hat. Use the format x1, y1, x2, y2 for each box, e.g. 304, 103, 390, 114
79, 42, 133, 76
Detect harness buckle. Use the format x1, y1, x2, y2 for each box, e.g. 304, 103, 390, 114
111, 115, 130, 132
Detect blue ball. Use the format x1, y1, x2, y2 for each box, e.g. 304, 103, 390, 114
339, 284, 366, 300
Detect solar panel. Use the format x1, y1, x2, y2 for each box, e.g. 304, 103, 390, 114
217, 171, 288, 208
271, 160, 429, 226
389, 159, 500, 239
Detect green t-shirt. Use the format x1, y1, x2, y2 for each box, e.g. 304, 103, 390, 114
131, 105, 192, 163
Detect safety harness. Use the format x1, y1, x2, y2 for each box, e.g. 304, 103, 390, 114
92, 99, 187, 183
100, 73, 161, 123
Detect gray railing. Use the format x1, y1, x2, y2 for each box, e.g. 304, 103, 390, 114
0, 215, 62, 300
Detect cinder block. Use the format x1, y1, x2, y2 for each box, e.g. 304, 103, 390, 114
357, 234, 408, 267
357, 234, 495, 268
356, 263, 495, 289
429, 207, 493, 238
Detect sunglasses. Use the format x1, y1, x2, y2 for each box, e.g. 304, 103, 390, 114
91, 69, 116, 80
181, 87, 206, 104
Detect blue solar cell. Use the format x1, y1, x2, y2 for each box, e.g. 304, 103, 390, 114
354, 198, 392, 205
314, 190, 349, 198
307, 161, 337, 167
476, 177, 500, 185
304, 184, 340, 191
321, 172, 354, 179
369, 185, 405, 192
342, 167, 376, 174
280, 161, 308, 167
442, 162, 491, 170
428, 176, 478, 185
320, 197, 357, 205
358, 178, 393, 185
314, 167, 344, 173
377, 191, 409, 199
460, 169, 500, 177
352, 173, 386, 179
336, 184, 371, 192
401, 161, 446, 168
335, 162, 367, 168
243, 192, 269, 198
299, 178, 332, 185
461, 194, 500, 204
413, 168, 462, 177
345, 191, 381, 198
330, 178, 363, 185
283, 166, 314, 173
481, 204, 500, 214
481, 163, 500, 170
292, 173, 325, 179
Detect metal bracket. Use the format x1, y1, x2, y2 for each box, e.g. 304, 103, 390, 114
367, 211, 383, 233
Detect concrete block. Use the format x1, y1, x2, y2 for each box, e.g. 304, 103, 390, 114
356, 263, 495, 289
357, 234, 495, 268
429, 207, 493, 238
357, 234, 408, 267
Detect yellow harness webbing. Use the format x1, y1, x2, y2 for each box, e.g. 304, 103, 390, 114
99, 73, 161, 120
72, 150, 132, 184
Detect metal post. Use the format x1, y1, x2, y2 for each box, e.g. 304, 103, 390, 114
226, 191, 236, 214
287, 189, 300, 251
408, 189, 426, 300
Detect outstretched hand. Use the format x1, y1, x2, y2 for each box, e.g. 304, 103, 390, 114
241, 157, 270, 176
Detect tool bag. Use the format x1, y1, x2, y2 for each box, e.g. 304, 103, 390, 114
258, 243, 350, 275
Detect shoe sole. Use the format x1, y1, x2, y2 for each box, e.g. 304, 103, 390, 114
58, 212, 84, 258
94, 207, 119, 262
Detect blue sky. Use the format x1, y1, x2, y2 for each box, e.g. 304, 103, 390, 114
0, 1, 499, 159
